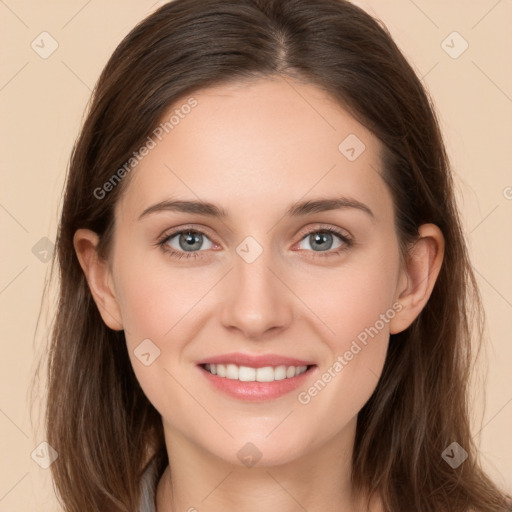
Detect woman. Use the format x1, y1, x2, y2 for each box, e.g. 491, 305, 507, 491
44, 0, 511, 510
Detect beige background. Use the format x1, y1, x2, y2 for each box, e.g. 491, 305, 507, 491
0, 0, 511, 509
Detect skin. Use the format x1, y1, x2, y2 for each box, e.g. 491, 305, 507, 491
74, 76, 444, 511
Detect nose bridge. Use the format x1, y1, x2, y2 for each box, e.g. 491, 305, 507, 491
218, 235, 293, 338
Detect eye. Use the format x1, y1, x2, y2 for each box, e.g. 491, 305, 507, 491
295, 227, 352, 258
156, 225, 352, 261
158, 229, 215, 260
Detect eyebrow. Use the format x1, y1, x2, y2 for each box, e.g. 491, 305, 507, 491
138, 196, 375, 221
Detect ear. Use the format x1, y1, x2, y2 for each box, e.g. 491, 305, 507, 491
389, 223, 445, 334
73, 229, 124, 331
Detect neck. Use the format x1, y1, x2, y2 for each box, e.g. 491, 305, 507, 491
155, 417, 382, 512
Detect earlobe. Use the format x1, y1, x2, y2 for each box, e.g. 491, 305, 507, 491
389, 223, 445, 335
73, 229, 124, 331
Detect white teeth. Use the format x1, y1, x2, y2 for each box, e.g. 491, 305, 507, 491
204, 363, 309, 382
226, 364, 238, 379
286, 366, 296, 378
238, 366, 256, 381
274, 365, 287, 381
256, 366, 274, 382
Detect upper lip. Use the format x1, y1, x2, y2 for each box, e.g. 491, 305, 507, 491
196, 353, 316, 368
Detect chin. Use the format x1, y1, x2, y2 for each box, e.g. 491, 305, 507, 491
209, 432, 313, 469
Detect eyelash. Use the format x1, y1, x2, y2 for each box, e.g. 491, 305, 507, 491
156, 225, 353, 261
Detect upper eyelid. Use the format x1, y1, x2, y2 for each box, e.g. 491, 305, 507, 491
159, 224, 218, 245
296, 224, 351, 240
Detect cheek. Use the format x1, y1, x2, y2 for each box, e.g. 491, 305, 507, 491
295, 237, 400, 347
111, 251, 219, 390
293, 240, 399, 414
113, 265, 198, 416
113, 245, 210, 342
115, 273, 173, 342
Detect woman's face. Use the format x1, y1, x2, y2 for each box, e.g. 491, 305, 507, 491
108, 77, 406, 466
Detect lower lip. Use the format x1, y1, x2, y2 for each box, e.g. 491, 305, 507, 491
198, 365, 317, 402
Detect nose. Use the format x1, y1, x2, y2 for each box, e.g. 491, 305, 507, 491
218, 245, 294, 340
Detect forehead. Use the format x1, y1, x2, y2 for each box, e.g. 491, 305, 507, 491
117, 76, 391, 222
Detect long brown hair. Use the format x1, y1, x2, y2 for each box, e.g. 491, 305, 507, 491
42, 0, 510, 510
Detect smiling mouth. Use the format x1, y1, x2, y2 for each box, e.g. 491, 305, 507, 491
200, 363, 316, 382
